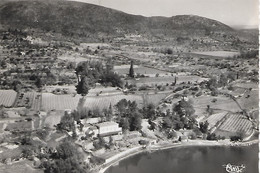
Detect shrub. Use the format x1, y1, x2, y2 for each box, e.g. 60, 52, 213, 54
230, 135, 242, 142
139, 140, 149, 145
206, 133, 217, 140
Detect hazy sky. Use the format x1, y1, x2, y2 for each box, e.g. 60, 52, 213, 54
69, 0, 259, 27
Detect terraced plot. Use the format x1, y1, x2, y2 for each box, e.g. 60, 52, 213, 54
217, 113, 253, 136
0, 90, 17, 107
205, 111, 228, 129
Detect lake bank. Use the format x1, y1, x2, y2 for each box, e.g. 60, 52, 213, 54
98, 139, 258, 173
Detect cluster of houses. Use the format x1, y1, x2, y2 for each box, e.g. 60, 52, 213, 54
73, 117, 123, 151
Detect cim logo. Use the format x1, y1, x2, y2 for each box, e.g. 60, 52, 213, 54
223, 163, 246, 173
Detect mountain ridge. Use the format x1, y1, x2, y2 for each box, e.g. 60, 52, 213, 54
0, 0, 237, 42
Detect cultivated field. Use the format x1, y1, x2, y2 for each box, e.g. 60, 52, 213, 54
41, 92, 145, 111
146, 92, 171, 106
114, 65, 168, 76
0, 90, 17, 107
192, 51, 240, 57
205, 111, 228, 129
16, 92, 35, 107
127, 75, 207, 87
83, 94, 143, 110
41, 93, 80, 111
215, 113, 253, 137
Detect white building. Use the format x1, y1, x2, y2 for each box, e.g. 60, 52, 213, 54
96, 122, 122, 137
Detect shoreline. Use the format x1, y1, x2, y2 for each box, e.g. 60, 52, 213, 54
97, 139, 259, 173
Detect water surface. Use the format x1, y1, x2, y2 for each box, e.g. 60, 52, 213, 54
106, 144, 258, 173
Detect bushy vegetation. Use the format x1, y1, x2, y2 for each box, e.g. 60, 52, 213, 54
40, 141, 89, 173
116, 99, 142, 131
75, 60, 123, 89
161, 99, 197, 131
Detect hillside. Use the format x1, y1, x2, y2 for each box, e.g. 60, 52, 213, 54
0, 0, 235, 41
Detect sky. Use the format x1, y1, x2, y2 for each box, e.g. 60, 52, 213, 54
68, 0, 259, 27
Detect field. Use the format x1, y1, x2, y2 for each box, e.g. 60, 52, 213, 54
192, 95, 241, 112
192, 51, 240, 57
114, 65, 168, 76
215, 113, 253, 137
146, 92, 171, 106
41, 93, 80, 111
31, 93, 42, 111
0, 160, 41, 173
127, 75, 207, 87
5, 120, 32, 131
83, 94, 143, 109
237, 90, 258, 110
0, 90, 17, 107
42, 110, 64, 128
41, 92, 144, 111
41, 90, 170, 111
233, 82, 258, 89
205, 111, 228, 129
15, 92, 35, 108
15, 92, 42, 110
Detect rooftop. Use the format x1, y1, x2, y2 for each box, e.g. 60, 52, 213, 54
96, 121, 119, 128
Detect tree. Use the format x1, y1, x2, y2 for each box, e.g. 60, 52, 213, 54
43, 141, 87, 173
93, 137, 106, 150
130, 113, 142, 131
143, 103, 156, 120
57, 113, 75, 132
206, 133, 217, 140
119, 118, 130, 132
12, 80, 22, 91
162, 117, 173, 129
148, 119, 156, 131
35, 77, 43, 88
129, 60, 134, 78
199, 121, 209, 133
173, 99, 195, 117
76, 76, 90, 96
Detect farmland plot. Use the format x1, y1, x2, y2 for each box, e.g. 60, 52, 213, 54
14, 92, 42, 110
237, 90, 258, 110
41, 93, 145, 111
0, 90, 17, 107
146, 92, 171, 106
127, 75, 207, 87
205, 111, 228, 129
216, 113, 253, 136
16, 92, 35, 108
192, 95, 241, 112
31, 93, 42, 111
83, 94, 143, 110
192, 51, 240, 57
114, 65, 167, 76
41, 93, 80, 111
